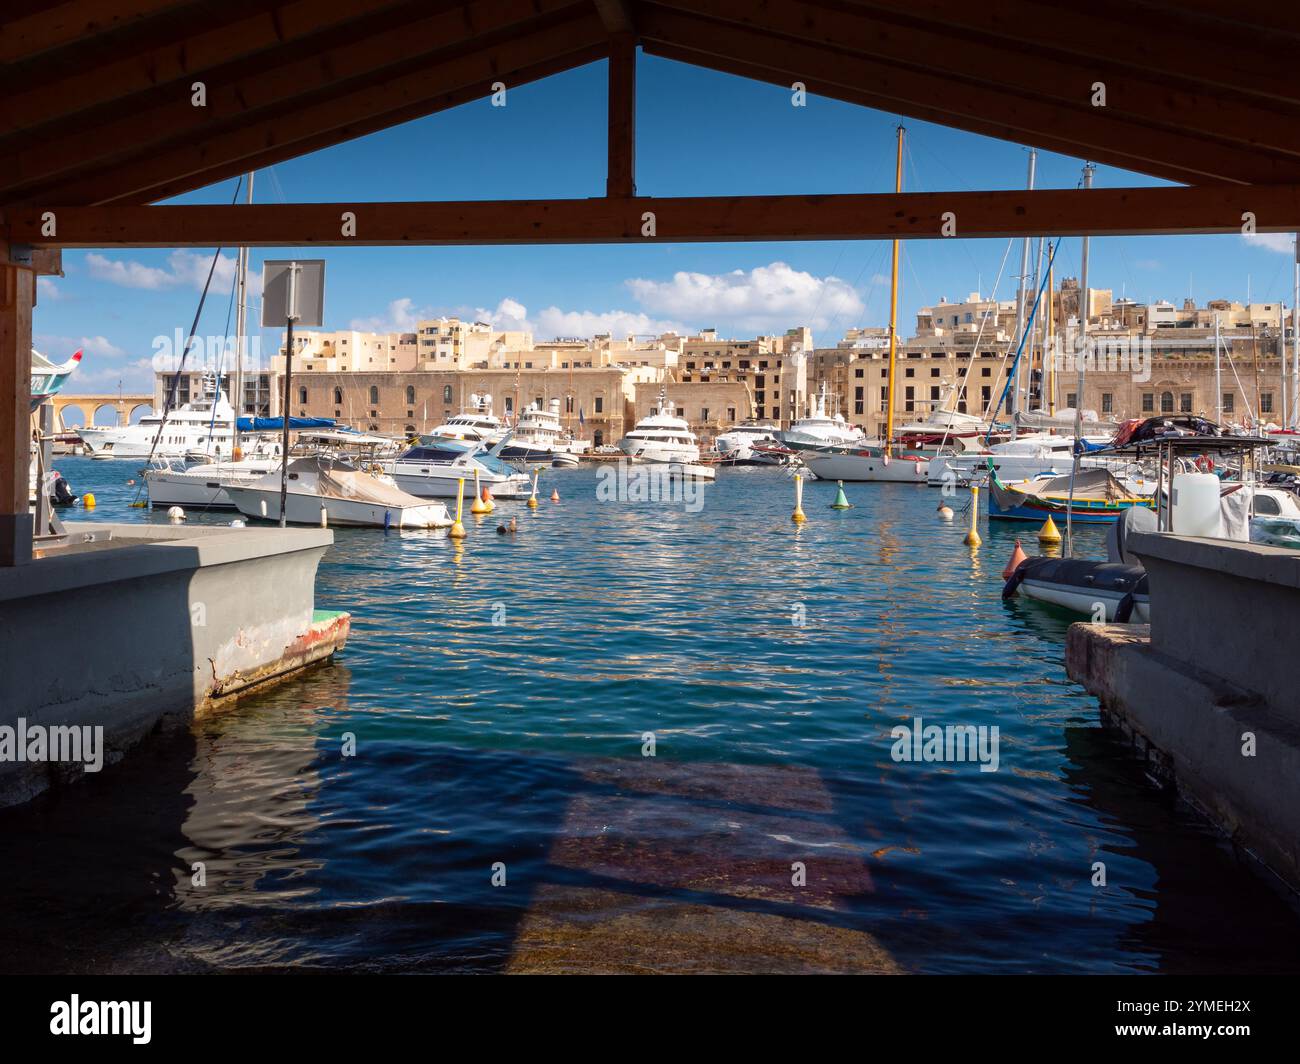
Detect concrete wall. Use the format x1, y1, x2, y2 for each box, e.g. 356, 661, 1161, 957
1129, 531, 1300, 715
0, 522, 335, 806
1066, 532, 1300, 890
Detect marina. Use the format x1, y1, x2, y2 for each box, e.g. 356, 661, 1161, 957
4, 0, 1300, 1023
6, 457, 1300, 976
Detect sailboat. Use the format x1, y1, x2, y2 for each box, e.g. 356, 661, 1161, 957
31, 348, 82, 410
801, 125, 931, 484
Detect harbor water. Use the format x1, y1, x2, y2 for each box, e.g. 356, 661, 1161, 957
3, 457, 1298, 973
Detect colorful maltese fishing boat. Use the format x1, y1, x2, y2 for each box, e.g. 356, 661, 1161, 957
987, 466, 1154, 524
30, 348, 82, 410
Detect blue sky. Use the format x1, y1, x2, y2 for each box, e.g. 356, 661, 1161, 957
38, 54, 1298, 397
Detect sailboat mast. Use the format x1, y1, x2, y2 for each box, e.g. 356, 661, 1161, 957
884, 124, 904, 455
1065, 163, 1095, 558
1214, 316, 1223, 425
1046, 263, 1055, 415
1009, 149, 1037, 439
233, 170, 253, 457
1293, 235, 1299, 429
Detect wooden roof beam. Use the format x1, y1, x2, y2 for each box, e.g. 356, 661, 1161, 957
0, 0, 416, 136
7, 184, 1300, 247
3, 7, 607, 207
0, 0, 588, 197
0, 0, 189, 62
660, 0, 1300, 160
835, 0, 1300, 109
636, 8, 1300, 186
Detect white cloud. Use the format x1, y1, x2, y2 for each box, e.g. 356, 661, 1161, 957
34, 333, 125, 361
470, 298, 681, 339
1242, 233, 1296, 255
626, 262, 864, 333
349, 296, 429, 333
36, 277, 61, 300
85, 249, 236, 291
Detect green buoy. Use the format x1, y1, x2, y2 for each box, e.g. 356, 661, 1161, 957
830, 480, 852, 509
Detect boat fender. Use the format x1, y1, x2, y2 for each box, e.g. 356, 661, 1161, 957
1001, 562, 1030, 601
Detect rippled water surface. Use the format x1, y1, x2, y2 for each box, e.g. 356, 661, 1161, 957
3, 457, 1298, 973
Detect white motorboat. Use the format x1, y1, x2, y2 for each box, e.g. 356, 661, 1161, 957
388, 436, 531, 499
429, 401, 506, 444
78, 377, 234, 459
780, 382, 866, 449
714, 419, 785, 464
498, 399, 590, 462
619, 389, 700, 463
226, 456, 451, 528
800, 444, 930, 483
144, 447, 282, 510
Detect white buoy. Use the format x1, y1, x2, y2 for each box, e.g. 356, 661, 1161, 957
320, 504, 328, 528
167, 506, 185, 522
259, 499, 268, 518
230, 519, 246, 528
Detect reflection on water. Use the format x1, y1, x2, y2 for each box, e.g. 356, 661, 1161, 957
1, 459, 1297, 973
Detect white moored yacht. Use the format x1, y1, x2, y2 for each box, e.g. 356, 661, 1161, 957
143, 438, 284, 510
498, 399, 590, 463
619, 389, 700, 463
78, 378, 235, 459
714, 419, 788, 464
388, 436, 531, 498
225, 455, 451, 528
780, 382, 866, 449
429, 398, 506, 445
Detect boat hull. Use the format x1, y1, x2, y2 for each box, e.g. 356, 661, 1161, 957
226, 486, 449, 528
802, 450, 930, 482
390, 466, 529, 499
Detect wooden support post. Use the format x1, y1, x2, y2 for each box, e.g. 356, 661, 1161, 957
0, 252, 34, 565
606, 32, 637, 198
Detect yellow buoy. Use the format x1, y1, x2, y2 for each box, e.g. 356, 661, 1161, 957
470, 469, 488, 515
964, 485, 982, 547
448, 477, 467, 539
792, 474, 807, 523
82, 493, 96, 509
527, 468, 540, 509
1038, 514, 1062, 544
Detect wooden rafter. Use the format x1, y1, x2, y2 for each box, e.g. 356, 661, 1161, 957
635, 5, 1300, 187
7, 184, 1300, 247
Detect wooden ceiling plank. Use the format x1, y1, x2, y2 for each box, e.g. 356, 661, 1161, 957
0, 0, 415, 135
11, 22, 608, 207
636, 8, 1300, 185
0, 0, 191, 62
659, 0, 1300, 156
0, 0, 586, 194
833, 0, 1300, 107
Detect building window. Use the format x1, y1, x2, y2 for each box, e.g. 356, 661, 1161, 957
565, 395, 574, 413
1180, 392, 1193, 412
981, 367, 991, 377
931, 368, 941, 377
595, 397, 603, 413
370, 386, 380, 404
855, 367, 864, 378
1066, 393, 1077, 408
1262, 392, 1274, 413
1101, 393, 1113, 414
443, 385, 453, 403
1142, 393, 1154, 412
1222, 393, 1234, 413
905, 385, 915, 412
905, 368, 915, 378
406, 385, 416, 404
702, 408, 710, 422
1160, 391, 1174, 412
334, 387, 343, 404
298, 386, 307, 404
727, 407, 736, 421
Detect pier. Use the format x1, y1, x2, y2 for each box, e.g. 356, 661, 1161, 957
1067, 533, 1300, 890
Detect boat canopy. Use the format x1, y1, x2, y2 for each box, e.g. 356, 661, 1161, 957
237, 416, 335, 431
